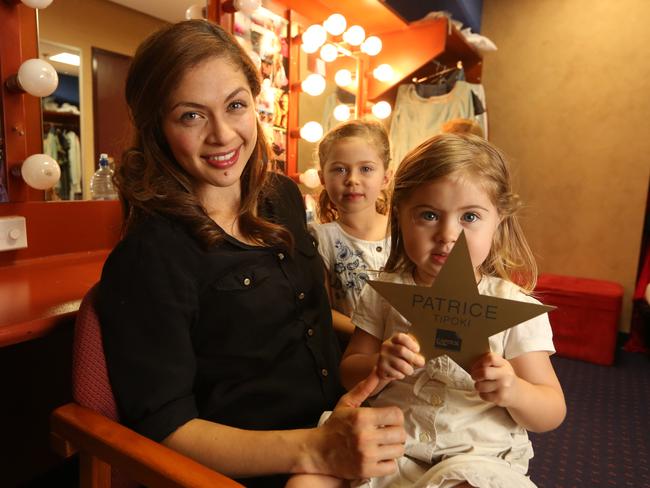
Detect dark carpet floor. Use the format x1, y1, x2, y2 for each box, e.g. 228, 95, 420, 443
528, 350, 650, 488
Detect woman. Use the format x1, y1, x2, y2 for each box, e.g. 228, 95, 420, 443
96, 20, 405, 487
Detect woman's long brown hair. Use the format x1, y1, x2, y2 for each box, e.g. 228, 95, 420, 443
116, 20, 292, 250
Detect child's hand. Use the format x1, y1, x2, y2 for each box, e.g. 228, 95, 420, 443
470, 352, 520, 407
377, 333, 425, 381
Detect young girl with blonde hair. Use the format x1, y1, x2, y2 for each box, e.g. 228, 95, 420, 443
292, 133, 565, 487
310, 119, 393, 339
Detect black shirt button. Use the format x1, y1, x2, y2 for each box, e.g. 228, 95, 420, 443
321, 368, 329, 377
298, 292, 305, 300
307, 328, 315, 337
243, 277, 251, 286
376, 246, 383, 252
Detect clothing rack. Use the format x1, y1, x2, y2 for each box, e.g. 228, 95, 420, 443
44, 120, 79, 132
412, 60, 464, 84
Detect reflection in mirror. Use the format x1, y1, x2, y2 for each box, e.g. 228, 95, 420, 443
232, 6, 290, 173
39, 40, 81, 201
297, 53, 357, 174
37, 0, 170, 200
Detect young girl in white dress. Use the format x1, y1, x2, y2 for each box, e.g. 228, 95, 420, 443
310, 119, 393, 340
291, 133, 566, 488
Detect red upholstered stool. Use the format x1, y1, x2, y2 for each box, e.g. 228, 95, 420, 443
535, 274, 623, 365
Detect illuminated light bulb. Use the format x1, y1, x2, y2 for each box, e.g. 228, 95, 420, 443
371, 101, 392, 119
299, 168, 322, 189
342, 25, 365, 46
333, 104, 351, 121
303, 24, 327, 49
301, 73, 326, 96
20, 0, 53, 8
372, 63, 394, 82
301, 39, 320, 54
360, 36, 382, 56
323, 13, 346, 36
21, 154, 61, 190
300, 121, 324, 142
17, 59, 58, 97
334, 68, 352, 87
319, 43, 338, 63
185, 4, 205, 19
233, 0, 261, 15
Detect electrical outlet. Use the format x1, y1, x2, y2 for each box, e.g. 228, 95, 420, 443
0, 216, 28, 251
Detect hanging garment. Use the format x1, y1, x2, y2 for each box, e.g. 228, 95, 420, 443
468, 82, 488, 138
43, 129, 60, 162
54, 129, 71, 200
65, 130, 82, 199
389, 81, 475, 168
415, 66, 466, 98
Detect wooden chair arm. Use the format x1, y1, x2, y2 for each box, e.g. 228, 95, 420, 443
51, 403, 244, 488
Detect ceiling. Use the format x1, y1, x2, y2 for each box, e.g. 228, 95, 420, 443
107, 0, 199, 23
106, 1, 481, 32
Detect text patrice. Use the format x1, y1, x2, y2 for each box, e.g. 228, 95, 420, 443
411, 294, 497, 327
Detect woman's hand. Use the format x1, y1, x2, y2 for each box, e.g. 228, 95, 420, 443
377, 333, 425, 381
314, 370, 406, 480
470, 352, 519, 407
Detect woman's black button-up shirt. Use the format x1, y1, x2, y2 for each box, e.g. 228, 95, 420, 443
97, 174, 343, 444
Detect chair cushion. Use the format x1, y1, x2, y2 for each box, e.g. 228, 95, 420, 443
72, 285, 119, 421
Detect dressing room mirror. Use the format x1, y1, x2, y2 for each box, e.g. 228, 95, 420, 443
297, 53, 357, 175
36, 0, 188, 200
38, 40, 81, 201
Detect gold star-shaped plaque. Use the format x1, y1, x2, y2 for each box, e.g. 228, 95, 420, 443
368, 232, 554, 371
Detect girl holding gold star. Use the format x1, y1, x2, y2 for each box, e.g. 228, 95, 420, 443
290, 133, 566, 488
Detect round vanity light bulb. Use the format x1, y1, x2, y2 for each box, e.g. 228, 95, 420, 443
17, 58, 58, 97
185, 4, 205, 19
299, 168, 322, 189
333, 104, 351, 122
20, 0, 53, 8
342, 25, 365, 46
21, 154, 61, 190
334, 68, 352, 87
360, 36, 382, 56
301, 73, 326, 97
303, 24, 327, 50
323, 13, 346, 36
371, 101, 392, 119
300, 121, 324, 143
233, 0, 261, 15
373, 63, 394, 82
301, 39, 320, 54
319, 43, 338, 63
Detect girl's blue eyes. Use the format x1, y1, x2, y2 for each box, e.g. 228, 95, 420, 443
462, 212, 479, 222
418, 212, 480, 222
330, 166, 374, 174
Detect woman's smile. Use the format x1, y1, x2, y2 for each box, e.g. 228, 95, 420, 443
204, 146, 241, 170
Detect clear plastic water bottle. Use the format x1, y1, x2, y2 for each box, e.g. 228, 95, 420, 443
90, 153, 118, 200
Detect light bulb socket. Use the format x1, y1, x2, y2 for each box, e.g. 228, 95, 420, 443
4, 74, 24, 94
